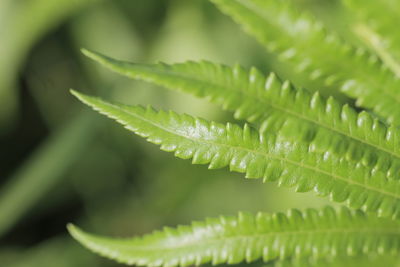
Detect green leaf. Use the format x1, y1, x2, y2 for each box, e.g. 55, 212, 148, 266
82, 50, 400, 180
67, 207, 400, 266
71, 90, 400, 218
209, 0, 400, 125
343, 0, 400, 77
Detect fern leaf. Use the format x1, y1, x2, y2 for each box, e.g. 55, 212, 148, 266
67, 207, 400, 266
82, 50, 400, 180
71, 90, 400, 218
343, 0, 400, 77
209, 0, 400, 125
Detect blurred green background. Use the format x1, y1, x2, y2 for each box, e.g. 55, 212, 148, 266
0, 0, 343, 265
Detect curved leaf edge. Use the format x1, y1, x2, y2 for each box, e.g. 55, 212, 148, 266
67, 206, 400, 267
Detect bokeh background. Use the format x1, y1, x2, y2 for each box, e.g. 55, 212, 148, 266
1, 0, 345, 266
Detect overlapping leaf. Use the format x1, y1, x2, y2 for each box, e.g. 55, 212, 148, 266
71, 90, 400, 218
343, 0, 400, 77
82, 50, 400, 180
209, 0, 400, 125
68, 207, 400, 266
68, 1, 400, 266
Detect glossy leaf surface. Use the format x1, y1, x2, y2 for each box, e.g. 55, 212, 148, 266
68, 207, 400, 266
71, 90, 400, 219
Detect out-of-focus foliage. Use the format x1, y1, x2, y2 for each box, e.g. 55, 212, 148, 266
342, 0, 400, 77
0, 0, 100, 129
0, 113, 95, 237
211, 0, 400, 125
0, 0, 365, 266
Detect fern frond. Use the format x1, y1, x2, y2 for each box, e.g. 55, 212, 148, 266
343, 0, 400, 77
209, 0, 400, 125
82, 50, 400, 180
67, 207, 400, 266
71, 90, 400, 218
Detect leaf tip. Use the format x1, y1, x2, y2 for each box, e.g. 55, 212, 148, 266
81, 48, 96, 59
69, 90, 100, 111
67, 223, 83, 241
70, 89, 87, 102
69, 88, 79, 96
67, 223, 97, 253
81, 48, 109, 65
67, 223, 96, 249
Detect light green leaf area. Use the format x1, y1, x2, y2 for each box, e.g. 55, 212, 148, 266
209, 0, 400, 125
71, 90, 400, 218
271, 253, 400, 267
68, 207, 400, 266
343, 0, 400, 77
82, 50, 400, 180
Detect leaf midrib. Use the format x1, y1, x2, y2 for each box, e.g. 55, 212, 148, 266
354, 23, 400, 78
101, 101, 400, 202
87, 225, 400, 252
130, 65, 400, 169
230, 0, 400, 103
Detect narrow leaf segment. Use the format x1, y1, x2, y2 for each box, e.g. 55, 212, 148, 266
343, 0, 400, 77
209, 0, 400, 125
68, 207, 400, 266
82, 49, 400, 180
71, 90, 400, 218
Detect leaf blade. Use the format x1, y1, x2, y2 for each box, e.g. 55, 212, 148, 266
343, 0, 400, 77
68, 207, 400, 266
209, 0, 400, 125
81, 51, 400, 180
71, 91, 400, 218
